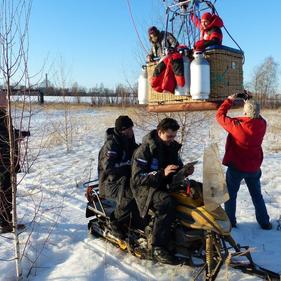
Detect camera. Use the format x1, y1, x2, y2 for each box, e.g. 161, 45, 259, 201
236, 91, 252, 100
15, 129, 30, 138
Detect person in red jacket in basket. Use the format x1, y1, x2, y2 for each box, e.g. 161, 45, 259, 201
216, 94, 272, 230
194, 12, 223, 51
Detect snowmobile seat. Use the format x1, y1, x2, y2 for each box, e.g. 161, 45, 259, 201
87, 195, 116, 217
99, 198, 116, 217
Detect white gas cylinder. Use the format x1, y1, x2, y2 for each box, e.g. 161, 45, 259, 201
175, 56, 191, 96
137, 67, 148, 104
190, 52, 210, 100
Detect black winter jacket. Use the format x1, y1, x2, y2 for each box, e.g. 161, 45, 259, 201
131, 130, 182, 218
0, 110, 20, 189
149, 31, 179, 59
98, 128, 138, 203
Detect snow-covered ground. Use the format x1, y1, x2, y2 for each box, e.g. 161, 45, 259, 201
1, 106, 281, 281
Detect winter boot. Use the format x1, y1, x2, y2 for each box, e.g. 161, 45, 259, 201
152, 246, 176, 265
110, 213, 126, 240
260, 222, 272, 230
110, 221, 126, 240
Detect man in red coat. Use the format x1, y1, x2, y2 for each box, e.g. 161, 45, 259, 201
216, 95, 271, 230
194, 12, 223, 51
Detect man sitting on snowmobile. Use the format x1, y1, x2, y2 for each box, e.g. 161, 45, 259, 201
131, 118, 194, 264
98, 116, 141, 239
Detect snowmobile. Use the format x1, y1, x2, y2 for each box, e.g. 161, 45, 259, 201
85, 171, 280, 281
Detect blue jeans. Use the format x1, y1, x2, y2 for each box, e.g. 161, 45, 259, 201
224, 166, 270, 226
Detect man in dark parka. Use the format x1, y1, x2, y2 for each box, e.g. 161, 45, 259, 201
131, 118, 192, 264
0, 107, 13, 233
98, 115, 140, 238
0, 94, 24, 234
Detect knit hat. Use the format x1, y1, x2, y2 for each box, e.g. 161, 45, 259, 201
115, 116, 134, 132
0, 94, 7, 108
244, 100, 260, 119
201, 12, 213, 21
148, 26, 159, 35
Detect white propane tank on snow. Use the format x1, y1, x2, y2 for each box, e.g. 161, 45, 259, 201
175, 55, 190, 96
190, 52, 210, 100
137, 66, 148, 104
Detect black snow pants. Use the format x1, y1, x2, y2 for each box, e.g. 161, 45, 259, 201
111, 187, 143, 230
0, 171, 12, 226
150, 190, 177, 247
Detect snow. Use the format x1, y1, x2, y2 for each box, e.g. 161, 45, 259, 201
1, 106, 281, 281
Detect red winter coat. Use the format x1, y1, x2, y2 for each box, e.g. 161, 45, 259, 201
194, 14, 223, 51
216, 99, 266, 173
150, 52, 185, 93
200, 14, 223, 43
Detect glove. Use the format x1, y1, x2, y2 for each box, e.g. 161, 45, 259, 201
194, 40, 206, 51
146, 54, 153, 63
184, 164, 194, 176
228, 94, 237, 100
168, 176, 189, 192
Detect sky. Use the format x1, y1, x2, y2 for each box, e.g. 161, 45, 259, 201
28, 0, 281, 90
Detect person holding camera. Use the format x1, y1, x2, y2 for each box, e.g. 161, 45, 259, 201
0, 106, 13, 234
216, 94, 271, 230
0, 95, 29, 233
131, 118, 194, 264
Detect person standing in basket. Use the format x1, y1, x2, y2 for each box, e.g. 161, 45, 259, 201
146, 26, 179, 62
194, 12, 224, 51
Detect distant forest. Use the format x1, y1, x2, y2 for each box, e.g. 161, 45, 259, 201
3, 83, 139, 106
6, 82, 137, 98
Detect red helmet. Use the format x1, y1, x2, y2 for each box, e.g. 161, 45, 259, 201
201, 12, 213, 21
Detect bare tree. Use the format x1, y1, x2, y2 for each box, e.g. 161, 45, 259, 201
132, 108, 211, 161
249, 56, 279, 107
49, 59, 74, 152
72, 81, 81, 104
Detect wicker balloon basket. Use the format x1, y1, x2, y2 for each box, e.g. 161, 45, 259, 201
204, 46, 244, 100
146, 62, 192, 105
146, 46, 244, 109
